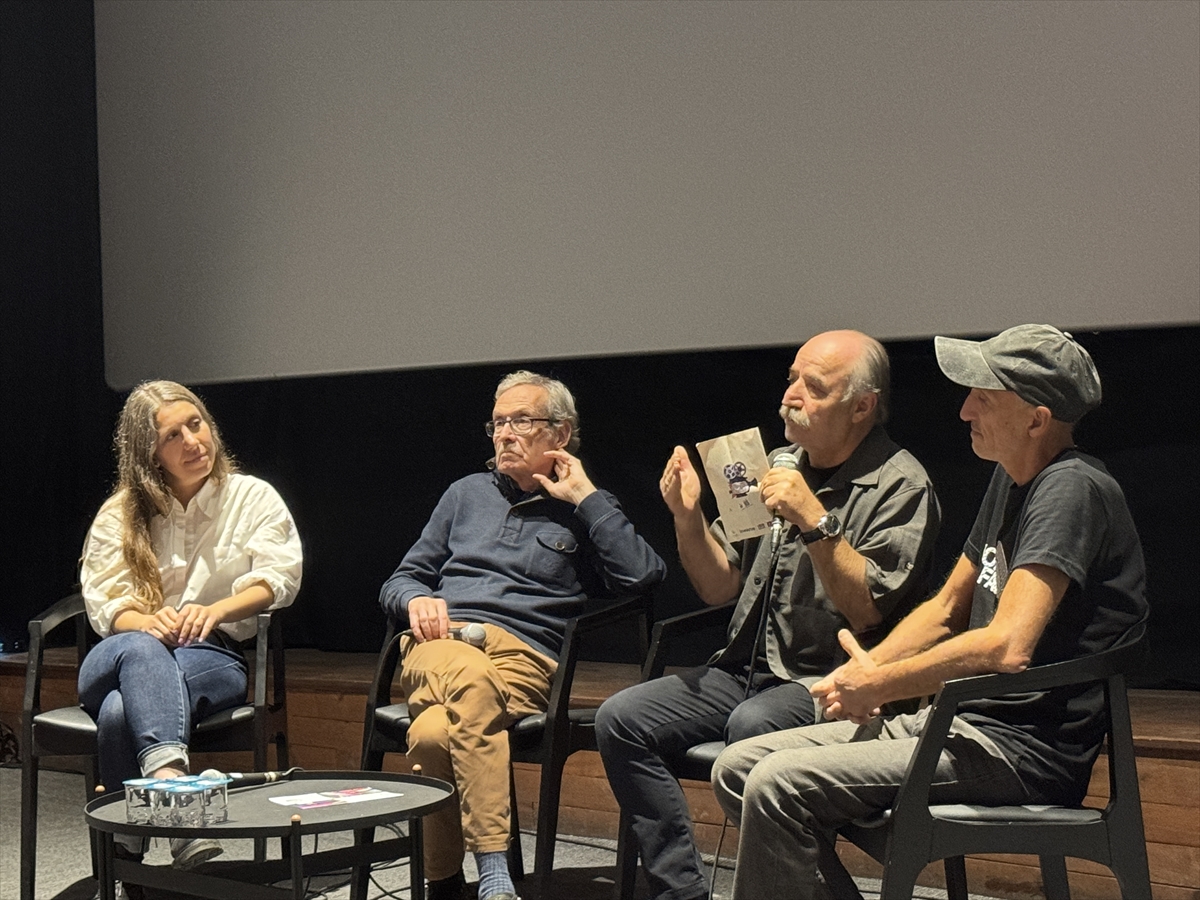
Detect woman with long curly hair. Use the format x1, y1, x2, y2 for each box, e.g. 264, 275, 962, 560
78, 381, 302, 875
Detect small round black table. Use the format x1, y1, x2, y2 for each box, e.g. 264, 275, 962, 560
85, 770, 454, 900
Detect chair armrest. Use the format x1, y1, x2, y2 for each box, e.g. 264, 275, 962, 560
364, 618, 404, 718
641, 603, 735, 681
892, 621, 1148, 822
544, 594, 655, 735
27, 592, 87, 645
564, 594, 654, 645
23, 592, 88, 726
249, 610, 286, 713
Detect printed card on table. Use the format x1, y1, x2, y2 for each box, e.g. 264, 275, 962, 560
696, 428, 773, 542
270, 786, 403, 809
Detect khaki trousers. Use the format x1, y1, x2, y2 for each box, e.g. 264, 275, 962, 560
399, 623, 556, 880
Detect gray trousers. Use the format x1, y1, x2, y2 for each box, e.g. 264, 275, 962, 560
711, 710, 1030, 900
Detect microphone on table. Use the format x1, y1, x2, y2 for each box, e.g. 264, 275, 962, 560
199, 767, 301, 788
402, 622, 486, 647
768, 451, 801, 555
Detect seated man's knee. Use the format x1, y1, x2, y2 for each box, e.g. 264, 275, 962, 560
406, 705, 451, 756
595, 687, 632, 739
595, 682, 655, 751
726, 701, 774, 745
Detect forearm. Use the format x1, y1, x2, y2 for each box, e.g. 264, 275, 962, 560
816, 561, 1065, 722
805, 538, 880, 632
110, 607, 155, 633
380, 570, 435, 619
867, 625, 1017, 707
674, 510, 740, 606
575, 492, 666, 590
379, 497, 454, 618
204, 582, 275, 624
868, 556, 976, 665
867, 595, 957, 665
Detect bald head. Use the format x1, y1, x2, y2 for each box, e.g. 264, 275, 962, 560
805, 330, 890, 424
779, 330, 891, 467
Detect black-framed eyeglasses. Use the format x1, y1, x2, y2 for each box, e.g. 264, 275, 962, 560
484, 416, 554, 437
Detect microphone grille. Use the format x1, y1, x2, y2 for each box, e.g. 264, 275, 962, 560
461, 623, 487, 647
773, 451, 800, 471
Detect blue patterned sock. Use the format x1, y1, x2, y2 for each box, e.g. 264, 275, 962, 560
473, 850, 514, 899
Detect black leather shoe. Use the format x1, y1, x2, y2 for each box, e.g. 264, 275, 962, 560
427, 870, 467, 900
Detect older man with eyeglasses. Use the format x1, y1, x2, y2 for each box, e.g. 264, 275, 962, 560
380, 370, 666, 900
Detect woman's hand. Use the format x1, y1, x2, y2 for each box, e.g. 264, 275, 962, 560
176, 602, 227, 646
125, 606, 184, 647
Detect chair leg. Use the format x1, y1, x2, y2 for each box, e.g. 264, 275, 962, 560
943, 856, 969, 900
613, 813, 638, 900
816, 834, 865, 900
877, 848, 925, 900
1108, 829, 1152, 899
362, 745, 384, 774
1039, 855, 1071, 900
20, 754, 38, 900
85, 758, 101, 880
508, 764, 525, 881
350, 826, 377, 900
533, 752, 569, 880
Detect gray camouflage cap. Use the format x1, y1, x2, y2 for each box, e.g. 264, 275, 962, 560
934, 324, 1102, 423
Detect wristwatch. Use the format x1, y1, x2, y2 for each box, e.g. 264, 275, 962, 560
800, 513, 843, 545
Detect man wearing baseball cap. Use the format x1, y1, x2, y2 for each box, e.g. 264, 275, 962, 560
710, 324, 1149, 900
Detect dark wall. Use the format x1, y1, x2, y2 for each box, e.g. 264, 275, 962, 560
1, 0, 122, 649
3, 2, 1196, 688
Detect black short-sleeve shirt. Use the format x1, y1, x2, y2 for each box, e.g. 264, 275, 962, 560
959, 450, 1148, 804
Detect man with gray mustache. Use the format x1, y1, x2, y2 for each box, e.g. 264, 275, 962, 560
596, 330, 941, 900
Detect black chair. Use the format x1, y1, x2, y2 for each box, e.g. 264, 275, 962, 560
610, 603, 735, 900
819, 620, 1151, 900
357, 594, 652, 896
20, 591, 289, 900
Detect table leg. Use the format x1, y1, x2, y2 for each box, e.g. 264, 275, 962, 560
289, 815, 305, 900
92, 830, 116, 900
410, 817, 425, 900
349, 826, 374, 900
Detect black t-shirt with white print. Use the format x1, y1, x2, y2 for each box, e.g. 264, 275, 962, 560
958, 450, 1148, 805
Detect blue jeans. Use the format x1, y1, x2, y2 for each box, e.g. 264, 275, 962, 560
595, 666, 817, 900
78, 631, 248, 789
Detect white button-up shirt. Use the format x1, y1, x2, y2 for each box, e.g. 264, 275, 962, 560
81, 473, 303, 641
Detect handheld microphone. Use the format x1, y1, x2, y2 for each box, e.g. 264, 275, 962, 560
402, 622, 487, 647
199, 767, 300, 788
768, 451, 800, 554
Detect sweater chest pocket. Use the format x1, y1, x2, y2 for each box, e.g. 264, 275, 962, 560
528, 530, 580, 585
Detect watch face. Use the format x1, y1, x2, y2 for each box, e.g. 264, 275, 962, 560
820, 514, 842, 538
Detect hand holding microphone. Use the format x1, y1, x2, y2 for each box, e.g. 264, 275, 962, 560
766, 451, 801, 553
402, 622, 487, 647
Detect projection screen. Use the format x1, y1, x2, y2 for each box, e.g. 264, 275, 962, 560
94, 0, 1200, 389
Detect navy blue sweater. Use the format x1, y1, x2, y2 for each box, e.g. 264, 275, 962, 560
380, 472, 666, 660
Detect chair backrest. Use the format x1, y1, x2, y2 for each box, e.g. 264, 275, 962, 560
640, 603, 735, 682
23, 592, 89, 728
